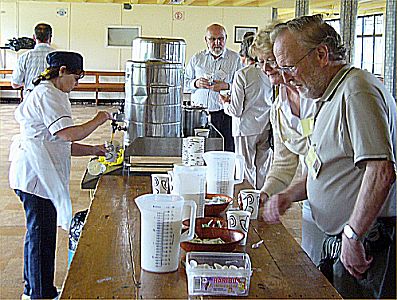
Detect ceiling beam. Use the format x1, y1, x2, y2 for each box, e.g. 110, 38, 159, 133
208, 0, 226, 6
257, 0, 292, 8
157, 0, 167, 4
233, 0, 256, 6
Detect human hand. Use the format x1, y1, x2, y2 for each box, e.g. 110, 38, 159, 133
340, 234, 373, 279
91, 144, 107, 156
262, 193, 291, 224
259, 192, 269, 206
195, 77, 211, 89
94, 111, 112, 126
209, 80, 227, 92
219, 93, 230, 104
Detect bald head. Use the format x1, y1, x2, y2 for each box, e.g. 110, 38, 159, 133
206, 24, 226, 36
205, 23, 227, 58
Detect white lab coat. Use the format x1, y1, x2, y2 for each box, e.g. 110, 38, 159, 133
9, 81, 74, 230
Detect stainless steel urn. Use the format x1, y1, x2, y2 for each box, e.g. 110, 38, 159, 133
124, 37, 186, 147
132, 37, 186, 65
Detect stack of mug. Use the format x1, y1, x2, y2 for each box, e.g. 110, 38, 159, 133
226, 189, 261, 245
151, 164, 207, 218
181, 136, 205, 166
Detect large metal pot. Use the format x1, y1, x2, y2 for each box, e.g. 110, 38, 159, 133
182, 105, 209, 137
132, 37, 186, 65
124, 60, 184, 147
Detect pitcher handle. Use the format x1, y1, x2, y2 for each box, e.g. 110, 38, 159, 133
234, 154, 245, 184
180, 200, 197, 242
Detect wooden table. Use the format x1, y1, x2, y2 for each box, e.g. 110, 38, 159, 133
61, 175, 341, 299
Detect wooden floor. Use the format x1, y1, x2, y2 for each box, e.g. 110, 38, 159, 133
0, 103, 302, 299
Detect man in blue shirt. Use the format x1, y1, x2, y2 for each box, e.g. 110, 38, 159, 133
184, 23, 242, 151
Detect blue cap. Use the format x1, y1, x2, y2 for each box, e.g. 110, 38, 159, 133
46, 51, 84, 72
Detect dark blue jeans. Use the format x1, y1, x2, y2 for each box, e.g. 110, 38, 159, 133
16, 190, 58, 299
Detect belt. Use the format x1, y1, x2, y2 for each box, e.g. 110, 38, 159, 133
209, 109, 224, 115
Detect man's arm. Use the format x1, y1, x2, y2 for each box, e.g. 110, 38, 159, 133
349, 160, 395, 236
341, 159, 395, 279
184, 55, 199, 93
262, 174, 307, 223
12, 55, 26, 89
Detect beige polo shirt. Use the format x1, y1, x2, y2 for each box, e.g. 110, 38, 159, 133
307, 65, 396, 235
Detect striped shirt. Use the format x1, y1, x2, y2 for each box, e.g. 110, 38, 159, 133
12, 43, 54, 94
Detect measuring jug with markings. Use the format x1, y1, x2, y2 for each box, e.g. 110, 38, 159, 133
172, 165, 207, 218
135, 194, 196, 273
202, 151, 245, 197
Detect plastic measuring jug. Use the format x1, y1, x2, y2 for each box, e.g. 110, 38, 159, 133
172, 165, 207, 218
202, 151, 245, 197
135, 194, 196, 273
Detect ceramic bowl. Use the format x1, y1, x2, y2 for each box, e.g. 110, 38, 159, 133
182, 217, 227, 229
204, 193, 233, 216
180, 227, 244, 252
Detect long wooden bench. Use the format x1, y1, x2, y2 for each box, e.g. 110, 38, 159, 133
0, 70, 125, 105
0, 70, 23, 101
75, 71, 125, 105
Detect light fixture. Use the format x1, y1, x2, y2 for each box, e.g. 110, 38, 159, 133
169, 0, 184, 4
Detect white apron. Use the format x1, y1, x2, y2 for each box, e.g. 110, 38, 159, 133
10, 135, 72, 230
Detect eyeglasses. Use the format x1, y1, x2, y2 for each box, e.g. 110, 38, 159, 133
73, 71, 85, 80
278, 48, 315, 75
258, 59, 278, 69
206, 36, 225, 43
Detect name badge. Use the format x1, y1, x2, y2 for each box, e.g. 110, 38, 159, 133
300, 117, 314, 138
305, 144, 322, 179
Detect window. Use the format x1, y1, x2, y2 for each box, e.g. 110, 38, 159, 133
106, 26, 141, 48
355, 14, 384, 75
326, 14, 384, 76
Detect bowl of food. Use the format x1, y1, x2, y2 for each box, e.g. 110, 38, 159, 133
180, 227, 244, 252
182, 217, 227, 230
204, 193, 233, 216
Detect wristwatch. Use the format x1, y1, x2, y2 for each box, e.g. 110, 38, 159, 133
343, 224, 363, 242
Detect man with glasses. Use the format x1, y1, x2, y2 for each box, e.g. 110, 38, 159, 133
264, 14, 396, 298
184, 23, 242, 151
12, 23, 55, 98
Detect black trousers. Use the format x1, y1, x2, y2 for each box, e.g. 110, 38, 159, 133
209, 110, 234, 152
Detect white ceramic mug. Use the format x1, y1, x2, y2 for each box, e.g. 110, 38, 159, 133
239, 189, 261, 220
151, 174, 170, 194
226, 209, 251, 245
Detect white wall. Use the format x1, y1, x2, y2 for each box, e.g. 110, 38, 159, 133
70, 3, 121, 70
0, 1, 272, 71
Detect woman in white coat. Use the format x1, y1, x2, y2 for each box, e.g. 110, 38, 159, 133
9, 51, 112, 299
219, 35, 273, 189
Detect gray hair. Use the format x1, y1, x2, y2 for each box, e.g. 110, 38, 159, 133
249, 22, 280, 58
270, 14, 346, 61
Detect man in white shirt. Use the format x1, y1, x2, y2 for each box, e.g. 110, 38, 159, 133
184, 23, 242, 151
12, 23, 54, 97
